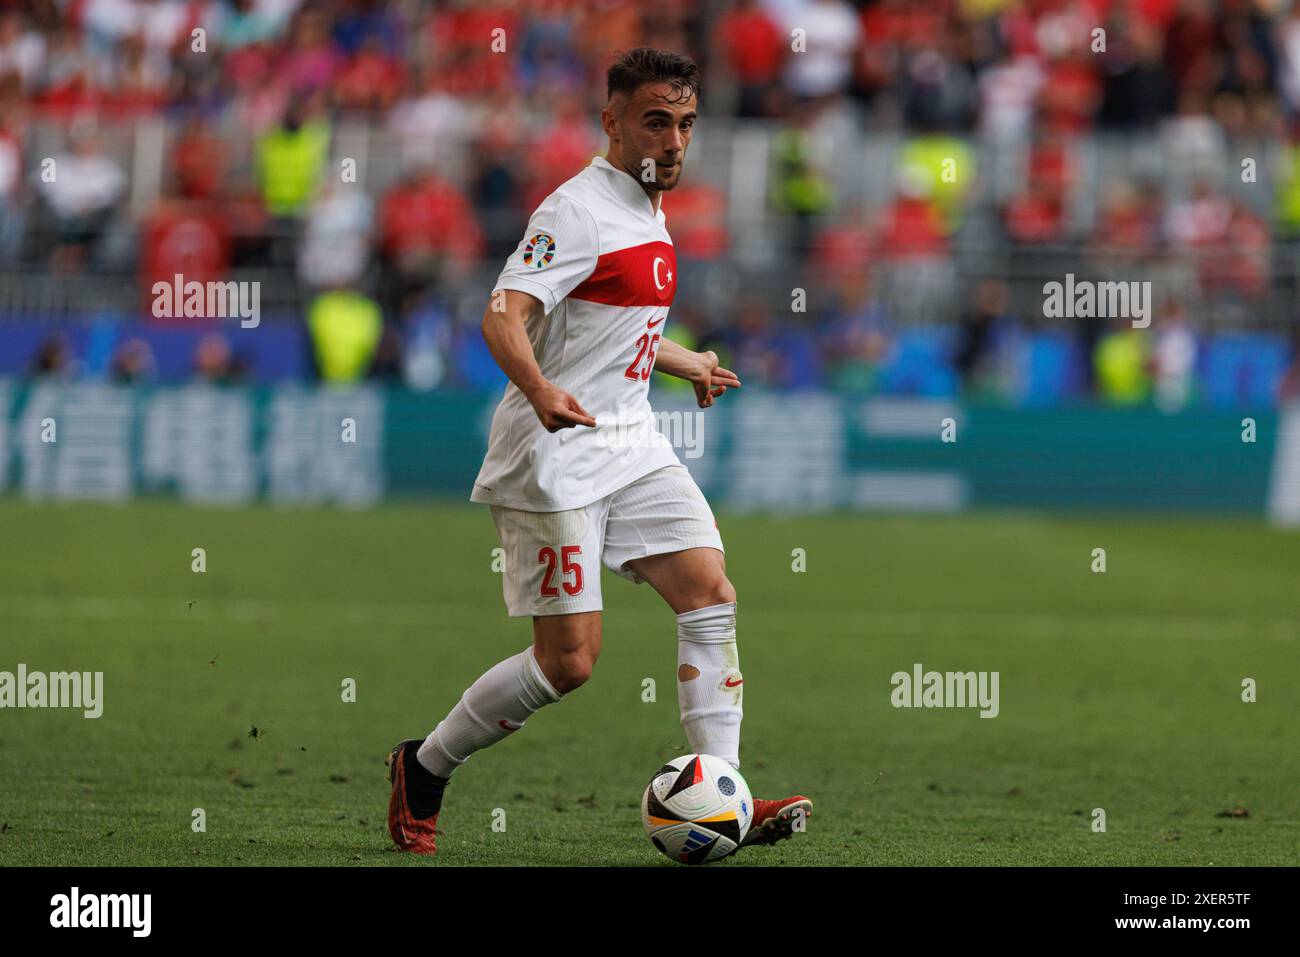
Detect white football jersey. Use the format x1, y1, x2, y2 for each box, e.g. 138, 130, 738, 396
471, 156, 682, 511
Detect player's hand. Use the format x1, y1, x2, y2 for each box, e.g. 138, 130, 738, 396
527, 382, 597, 432
691, 351, 741, 409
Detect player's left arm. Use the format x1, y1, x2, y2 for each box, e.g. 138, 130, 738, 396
653, 337, 741, 409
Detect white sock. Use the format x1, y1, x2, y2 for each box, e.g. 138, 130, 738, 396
417, 647, 563, 779
676, 601, 743, 769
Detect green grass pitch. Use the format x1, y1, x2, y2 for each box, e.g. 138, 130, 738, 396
0, 499, 1295, 866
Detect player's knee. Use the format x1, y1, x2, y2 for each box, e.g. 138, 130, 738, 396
713, 577, 737, 607
546, 649, 596, 694
677, 578, 736, 615
697, 574, 735, 609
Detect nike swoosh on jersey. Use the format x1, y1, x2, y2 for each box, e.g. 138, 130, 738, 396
647, 315, 665, 328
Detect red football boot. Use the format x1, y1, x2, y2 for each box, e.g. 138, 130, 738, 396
740, 795, 813, 848
386, 739, 444, 854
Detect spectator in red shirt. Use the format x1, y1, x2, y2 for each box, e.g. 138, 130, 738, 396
333, 35, 405, 112
518, 101, 598, 213
714, 0, 785, 117
1204, 198, 1270, 299
1039, 45, 1103, 134
426, 3, 517, 97
809, 208, 875, 298
1004, 174, 1068, 244
378, 165, 485, 319
1164, 0, 1222, 102
171, 119, 225, 201
1089, 178, 1164, 267
663, 180, 729, 260
876, 169, 948, 261
139, 119, 233, 303
1003, 134, 1074, 244
140, 198, 231, 317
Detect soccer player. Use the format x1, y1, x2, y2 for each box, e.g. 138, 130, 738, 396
388, 48, 812, 857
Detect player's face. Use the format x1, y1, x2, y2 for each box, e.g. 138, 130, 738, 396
611, 83, 696, 192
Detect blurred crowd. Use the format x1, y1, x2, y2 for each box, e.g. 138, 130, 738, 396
2, 0, 1300, 406
1, 0, 1297, 126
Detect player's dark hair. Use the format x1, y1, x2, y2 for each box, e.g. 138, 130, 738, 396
607, 48, 700, 105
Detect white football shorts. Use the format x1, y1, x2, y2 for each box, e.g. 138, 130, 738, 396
489, 464, 724, 617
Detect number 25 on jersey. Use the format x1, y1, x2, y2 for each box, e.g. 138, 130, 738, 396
624, 313, 666, 382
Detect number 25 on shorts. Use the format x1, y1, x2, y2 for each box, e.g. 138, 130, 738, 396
538, 545, 583, 597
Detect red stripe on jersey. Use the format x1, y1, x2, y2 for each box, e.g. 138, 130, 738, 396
570, 241, 676, 306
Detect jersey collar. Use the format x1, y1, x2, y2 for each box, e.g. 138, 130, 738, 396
591, 155, 664, 222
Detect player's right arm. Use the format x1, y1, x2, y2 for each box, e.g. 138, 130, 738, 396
486, 193, 602, 433
481, 290, 596, 432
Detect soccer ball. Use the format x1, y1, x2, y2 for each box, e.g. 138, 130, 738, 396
642, 753, 752, 864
